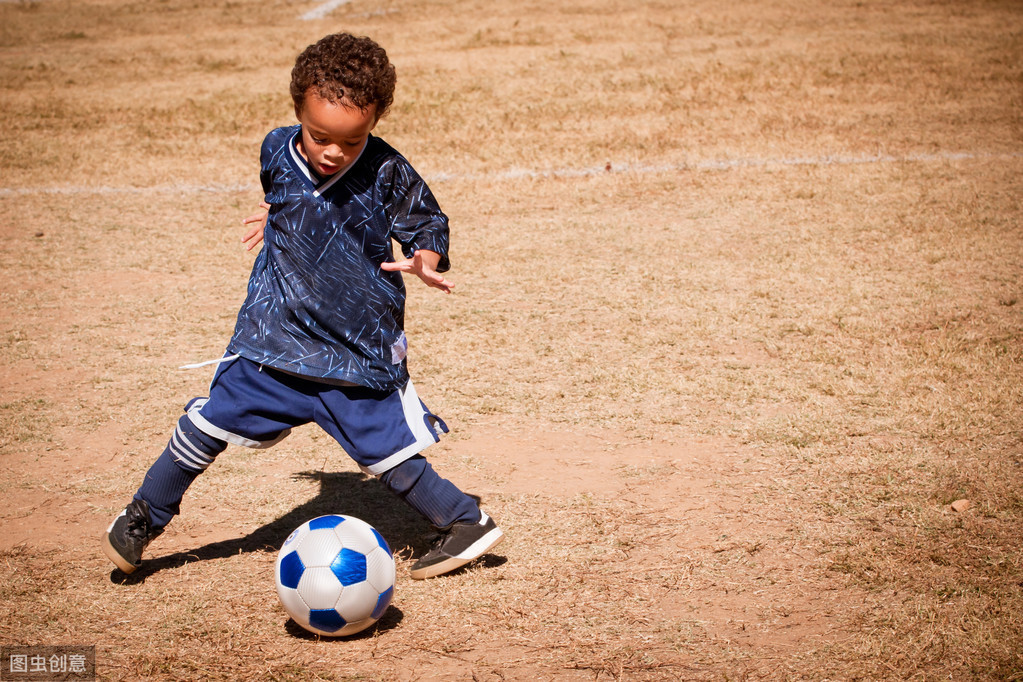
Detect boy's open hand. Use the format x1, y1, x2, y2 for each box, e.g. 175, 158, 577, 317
242, 201, 270, 251
380, 250, 454, 294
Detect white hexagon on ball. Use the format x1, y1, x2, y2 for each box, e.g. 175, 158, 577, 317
295, 527, 344, 566
334, 518, 380, 554
365, 546, 396, 592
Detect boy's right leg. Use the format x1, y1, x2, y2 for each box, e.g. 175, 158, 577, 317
102, 356, 310, 574
102, 414, 226, 573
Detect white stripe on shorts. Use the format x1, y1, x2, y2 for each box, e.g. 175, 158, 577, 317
186, 398, 292, 449
360, 379, 443, 477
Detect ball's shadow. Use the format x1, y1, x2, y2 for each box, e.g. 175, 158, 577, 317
110, 470, 502, 585
283, 604, 405, 640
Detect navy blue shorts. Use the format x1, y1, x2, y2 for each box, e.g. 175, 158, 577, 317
185, 355, 447, 475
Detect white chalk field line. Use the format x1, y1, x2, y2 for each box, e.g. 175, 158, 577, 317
299, 0, 351, 21
0, 150, 1019, 198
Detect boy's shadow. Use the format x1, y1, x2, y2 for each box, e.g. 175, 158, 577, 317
111, 470, 504, 586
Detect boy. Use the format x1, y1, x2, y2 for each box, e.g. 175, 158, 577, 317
101, 33, 503, 580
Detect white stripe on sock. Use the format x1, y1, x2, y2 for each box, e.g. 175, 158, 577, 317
170, 430, 212, 471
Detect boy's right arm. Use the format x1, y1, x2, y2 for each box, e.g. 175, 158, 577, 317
244, 127, 290, 251
241, 201, 270, 251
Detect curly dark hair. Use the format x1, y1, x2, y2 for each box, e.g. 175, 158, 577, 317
290, 33, 396, 118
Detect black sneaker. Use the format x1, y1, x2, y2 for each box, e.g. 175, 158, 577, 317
409, 511, 504, 579
101, 499, 163, 574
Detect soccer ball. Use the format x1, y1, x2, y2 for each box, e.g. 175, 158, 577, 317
275, 515, 396, 637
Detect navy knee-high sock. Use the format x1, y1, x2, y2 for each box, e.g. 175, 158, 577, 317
135, 415, 227, 529
379, 455, 479, 529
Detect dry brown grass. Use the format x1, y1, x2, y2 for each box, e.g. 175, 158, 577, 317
2, 0, 1022, 679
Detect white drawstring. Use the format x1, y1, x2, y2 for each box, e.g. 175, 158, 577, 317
179, 354, 240, 370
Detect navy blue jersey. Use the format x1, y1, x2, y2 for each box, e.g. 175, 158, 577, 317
227, 126, 450, 390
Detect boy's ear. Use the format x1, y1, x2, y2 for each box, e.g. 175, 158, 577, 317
294, 102, 303, 120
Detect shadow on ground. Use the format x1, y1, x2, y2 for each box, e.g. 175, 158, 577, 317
110, 470, 501, 584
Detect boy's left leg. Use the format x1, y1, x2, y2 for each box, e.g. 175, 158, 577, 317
379, 455, 503, 579
378, 454, 478, 527
315, 380, 503, 579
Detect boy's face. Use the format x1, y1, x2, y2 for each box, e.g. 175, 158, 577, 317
295, 90, 378, 177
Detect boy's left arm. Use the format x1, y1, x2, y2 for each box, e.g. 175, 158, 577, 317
381, 250, 454, 294
383, 158, 453, 293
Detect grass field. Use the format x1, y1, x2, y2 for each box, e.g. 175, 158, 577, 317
1, 0, 1021, 679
